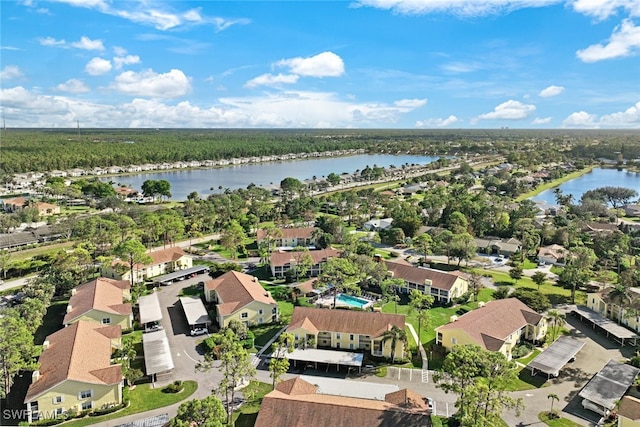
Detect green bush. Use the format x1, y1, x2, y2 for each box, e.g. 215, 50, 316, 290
162, 380, 184, 394
89, 404, 124, 416
512, 343, 533, 359
29, 418, 65, 426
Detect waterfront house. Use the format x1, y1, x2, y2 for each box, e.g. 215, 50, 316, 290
269, 248, 341, 278
102, 247, 192, 284
587, 287, 640, 333
255, 377, 430, 427
24, 321, 123, 422
286, 306, 406, 359
63, 277, 132, 329
256, 227, 317, 249
435, 298, 547, 360
623, 205, 640, 217
204, 270, 278, 327
383, 260, 469, 304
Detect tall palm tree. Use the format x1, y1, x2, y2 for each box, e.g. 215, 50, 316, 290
547, 393, 559, 416
546, 309, 566, 342
382, 325, 407, 363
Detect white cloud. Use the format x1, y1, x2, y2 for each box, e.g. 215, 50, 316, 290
477, 100, 536, 120
440, 61, 484, 73
38, 36, 65, 46
416, 115, 460, 127
70, 36, 105, 51
577, 19, 640, 62
599, 101, 640, 127
539, 85, 565, 97
85, 57, 112, 75
570, 0, 640, 20
244, 73, 299, 88
532, 117, 552, 125
562, 111, 598, 127
113, 55, 141, 70
394, 98, 427, 109
275, 51, 345, 77
54, 78, 90, 93
111, 69, 191, 98
113, 46, 127, 56
0, 65, 24, 80
352, 0, 561, 17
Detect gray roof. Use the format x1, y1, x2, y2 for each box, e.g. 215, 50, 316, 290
527, 336, 585, 376
298, 375, 399, 400
138, 291, 162, 325
153, 265, 209, 283
179, 296, 211, 326
579, 359, 640, 410
277, 348, 364, 367
142, 330, 174, 375
572, 306, 639, 341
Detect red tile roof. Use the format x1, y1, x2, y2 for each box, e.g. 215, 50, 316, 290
257, 227, 316, 242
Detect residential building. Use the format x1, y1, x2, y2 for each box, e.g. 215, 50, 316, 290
102, 247, 192, 284
256, 227, 317, 249
1, 197, 60, 216
583, 222, 620, 234
363, 218, 394, 231
537, 244, 568, 266
623, 205, 640, 218
255, 377, 430, 427
287, 307, 406, 359
24, 321, 123, 422
384, 260, 469, 304
617, 396, 640, 427
269, 248, 341, 278
204, 270, 278, 327
587, 288, 640, 333
63, 277, 133, 329
474, 237, 522, 256
435, 298, 547, 360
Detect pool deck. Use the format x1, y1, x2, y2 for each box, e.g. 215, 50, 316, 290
314, 293, 376, 310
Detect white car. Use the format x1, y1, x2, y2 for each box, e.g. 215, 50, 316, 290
190, 327, 208, 336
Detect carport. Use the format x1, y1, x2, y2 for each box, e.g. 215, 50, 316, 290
278, 348, 364, 373
154, 266, 209, 285
571, 306, 639, 346
528, 336, 585, 378
179, 296, 211, 329
578, 359, 640, 417
138, 291, 162, 331
142, 329, 174, 382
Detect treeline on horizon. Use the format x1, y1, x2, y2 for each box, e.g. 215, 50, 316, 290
1, 127, 639, 174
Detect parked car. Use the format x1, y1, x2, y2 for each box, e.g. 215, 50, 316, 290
190, 327, 208, 336
424, 397, 434, 412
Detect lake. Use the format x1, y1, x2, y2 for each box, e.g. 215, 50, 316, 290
106, 154, 440, 201
532, 168, 640, 206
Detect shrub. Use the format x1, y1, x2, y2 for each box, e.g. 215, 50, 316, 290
29, 418, 65, 426
163, 380, 184, 394
89, 404, 124, 416
512, 342, 533, 359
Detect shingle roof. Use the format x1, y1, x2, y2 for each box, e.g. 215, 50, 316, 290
287, 307, 405, 339
25, 321, 122, 402
270, 248, 341, 267
113, 247, 188, 269
257, 227, 316, 241
384, 261, 464, 292
436, 298, 543, 351
255, 378, 430, 427
63, 277, 131, 324
618, 396, 640, 421
205, 271, 277, 316
537, 244, 567, 261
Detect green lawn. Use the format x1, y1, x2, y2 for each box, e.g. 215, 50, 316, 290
538, 412, 583, 427
517, 348, 541, 365
61, 381, 198, 427
232, 381, 272, 427
10, 242, 75, 261
521, 259, 538, 270
251, 323, 284, 348
34, 299, 68, 345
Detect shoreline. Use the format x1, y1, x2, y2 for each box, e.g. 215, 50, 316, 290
515, 166, 595, 202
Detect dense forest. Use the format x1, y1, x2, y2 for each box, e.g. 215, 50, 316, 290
0, 128, 639, 174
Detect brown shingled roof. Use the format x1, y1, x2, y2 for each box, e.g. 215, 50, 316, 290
618, 396, 640, 421
257, 227, 316, 241
205, 271, 277, 316
270, 248, 341, 267
255, 378, 430, 427
25, 321, 122, 403
63, 277, 132, 325
113, 247, 188, 269
287, 307, 405, 339
436, 298, 543, 351
384, 260, 464, 291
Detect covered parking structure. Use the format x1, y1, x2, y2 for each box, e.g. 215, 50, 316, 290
578, 359, 640, 417
154, 266, 209, 285
527, 336, 585, 378
179, 296, 211, 329
142, 329, 174, 382
571, 306, 639, 346
138, 291, 163, 332
276, 348, 364, 373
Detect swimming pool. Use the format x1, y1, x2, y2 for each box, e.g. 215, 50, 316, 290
336, 293, 371, 309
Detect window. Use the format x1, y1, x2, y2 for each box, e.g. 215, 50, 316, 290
451, 337, 457, 344
79, 390, 92, 399
258, 309, 263, 315
437, 332, 443, 343
259, 317, 263, 324
241, 312, 248, 319
336, 342, 341, 349
350, 334, 354, 341
53, 396, 63, 404
81, 401, 93, 411
101, 318, 111, 324
336, 333, 341, 339
55, 408, 64, 416
349, 344, 354, 350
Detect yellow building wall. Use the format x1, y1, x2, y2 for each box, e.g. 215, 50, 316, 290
288, 328, 404, 359
437, 328, 480, 353
619, 416, 640, 427
221, 301, 278, 328
588, 293, 640, 333
450, 278, 469, 299
30, 380, 121, 418
71, 310, 132, 329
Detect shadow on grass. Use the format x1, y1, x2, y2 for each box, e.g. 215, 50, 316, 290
517, 369, 548, 389
234, 412, 258, 427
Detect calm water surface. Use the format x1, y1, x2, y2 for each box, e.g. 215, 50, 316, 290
108, 154, 439, 201
532, 168, 640, 206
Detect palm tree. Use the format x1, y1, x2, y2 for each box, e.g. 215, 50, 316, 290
546, 309, 566, 342
547, 393, 559, 417
382, 325, 407, 363
603, 283, 638, 324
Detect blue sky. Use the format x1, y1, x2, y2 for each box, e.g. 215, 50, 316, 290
1, 0, 639, 129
